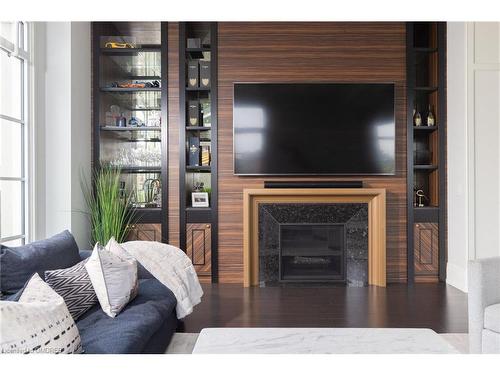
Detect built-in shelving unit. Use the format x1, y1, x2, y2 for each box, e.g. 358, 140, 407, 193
179, 22, 218, 282
92, 22, 168, 241
406, 22, 447, 283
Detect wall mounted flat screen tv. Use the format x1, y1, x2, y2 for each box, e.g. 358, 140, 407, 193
233, 83, 395, 175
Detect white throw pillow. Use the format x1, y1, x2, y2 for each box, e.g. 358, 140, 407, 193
84, 242, 138, 318
0, 273, 82, 354
106, 237, 135, 262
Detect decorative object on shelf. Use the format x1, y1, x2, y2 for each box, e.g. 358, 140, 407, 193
147, 115, 161, 128
119, 180, 126, 199
193, 181, 204, 192
107, 104, 120, 127
187, 38, 201, 49
81, 166, 137, 245
116, 114, 127, 127
106, 148, 161, 168
128, 117, 145, 127
192, 192, 209, 208
199, 61, 211, 88
201, 33, 210, 48
426, 104, 436, 126
415, 189, 429, 208
101, 36, 137, 49
203, 186, 212, 201
109, 80, 160, 89
188, 136, 200, 166
201, 141, 211, 166
187, 60, 199, 88
413, 106, 422, 127
143, 178, 161, 208
188, 100, 200, 126
104, 41, 135, 49
200, 99, 211, 127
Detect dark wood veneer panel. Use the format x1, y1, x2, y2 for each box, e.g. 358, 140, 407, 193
217, 22, 408, 283
168, 23, 181, 247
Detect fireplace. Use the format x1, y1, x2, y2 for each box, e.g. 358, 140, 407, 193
259, 203, 368, 286
243, 188, 387, 287
279, 224, 346, 282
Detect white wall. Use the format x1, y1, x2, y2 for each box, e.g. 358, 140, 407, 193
446, 22, 469, 292
447, 22, 500, 292
70, 23, 92, 248
32, 22, 91, 249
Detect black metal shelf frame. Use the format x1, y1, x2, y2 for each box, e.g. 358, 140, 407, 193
406, 22, 447, 283
92, 22, 169, 243
179, 22, 218, 282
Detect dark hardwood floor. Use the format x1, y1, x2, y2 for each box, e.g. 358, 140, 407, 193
180, 283, 468, 333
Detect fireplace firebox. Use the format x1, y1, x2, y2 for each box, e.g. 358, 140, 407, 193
258, 202, 369, 286
279, 224, 346, 282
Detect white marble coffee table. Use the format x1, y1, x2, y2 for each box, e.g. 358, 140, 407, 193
192, 328, 459, 354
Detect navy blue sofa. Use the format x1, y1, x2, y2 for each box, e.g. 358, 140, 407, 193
0, 231, 178, 354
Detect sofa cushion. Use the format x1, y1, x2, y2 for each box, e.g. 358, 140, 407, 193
484, 303, 500, 333
76, 278, 176, 354
1, 273, 82, 354
79, 250, 154, 279
45, 260, 98, 320
85, 243, 138, 318
0, 231, 81, 294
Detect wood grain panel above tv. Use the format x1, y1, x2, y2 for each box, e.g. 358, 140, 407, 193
217, 22, 407, 283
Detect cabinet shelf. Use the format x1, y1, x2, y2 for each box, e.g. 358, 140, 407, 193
413, 125, 438, 132
93, 22, 167, 242
414, 86, 438, 92
414, 205, 439, 210
186, 207, 211, 211
407, 22, 446, 283
186, 126, 212, 131
100, 87, 161, 93
414, 47, 438, 53
100, 126, 161, 132
101, 46, 161, 55
186, 166, 211, 172
180, 22, 218, 282
118, 167, 162, 173
186, 47, 211, 59
414, 165, 438, 170
185, 87, 210, 92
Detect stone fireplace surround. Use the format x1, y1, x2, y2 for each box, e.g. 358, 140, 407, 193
243, 188, 387, 287
259, 203, 369, 286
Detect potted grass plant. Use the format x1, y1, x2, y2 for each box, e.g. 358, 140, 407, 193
81, 166, 137, 245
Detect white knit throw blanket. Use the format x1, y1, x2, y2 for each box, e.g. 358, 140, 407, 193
121, 241, 203, 319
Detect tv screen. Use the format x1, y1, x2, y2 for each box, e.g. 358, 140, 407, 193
233, 83, 395, 175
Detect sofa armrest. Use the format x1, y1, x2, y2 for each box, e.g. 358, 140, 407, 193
468, 257, 500, 353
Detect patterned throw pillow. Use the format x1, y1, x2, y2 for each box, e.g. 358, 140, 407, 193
0, 273, 82, 354
85, 242, 138, 318
45, 260, 98, 320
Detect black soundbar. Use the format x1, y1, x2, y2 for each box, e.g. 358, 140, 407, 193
264, 181, 363, 189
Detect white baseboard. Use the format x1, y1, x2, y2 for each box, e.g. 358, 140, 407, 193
446, 263, 468, 292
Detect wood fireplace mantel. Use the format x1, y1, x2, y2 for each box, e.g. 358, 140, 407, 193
243, 188, 387, 287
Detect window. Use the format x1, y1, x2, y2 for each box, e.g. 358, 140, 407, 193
0, 22, 30, 246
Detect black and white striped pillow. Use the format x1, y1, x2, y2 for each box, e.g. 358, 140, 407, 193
45, 260, 98, 320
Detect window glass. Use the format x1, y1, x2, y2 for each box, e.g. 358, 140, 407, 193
0, 51, 22, 120
0, 119, 22, 178
0, 21, 28, 245
0, 22, 15, 44
0, 180, 22, 239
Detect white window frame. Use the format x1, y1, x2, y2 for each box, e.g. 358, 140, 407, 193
0, 21, 31, 246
